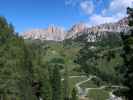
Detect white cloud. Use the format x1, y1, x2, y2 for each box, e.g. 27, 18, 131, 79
88, 0, 133, 26
88, 13, 125, 26
89, 15, 116, 26
65, 0, 94, 15
65, 0, 133, 26
103, 0, 133, 15
80, 0, 94, 15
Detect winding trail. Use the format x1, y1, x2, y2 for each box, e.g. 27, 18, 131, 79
76, 76, 124, 100
61, 75, 86, 81
62, 75, 124, 100
75, 75, 96, 96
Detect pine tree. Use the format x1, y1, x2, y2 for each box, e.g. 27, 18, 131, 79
30, 42, 52, 100
40, 68, 52, 100
63, 65, 70, 100
120, 7, 133, 99
0, 16, 36, 100
51, 64, 61, 100
71, 88, 77, 100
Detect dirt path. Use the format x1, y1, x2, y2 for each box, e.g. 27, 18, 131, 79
62, 75, 124, 99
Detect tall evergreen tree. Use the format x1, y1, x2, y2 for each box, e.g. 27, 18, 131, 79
63, 65, 70, 100
51, 65, 61, 100
30, 42, 52, 100
119, 7, 133, 99
0, 16, 36, 100
40, 65, 52, 100
71, 88, 77, 100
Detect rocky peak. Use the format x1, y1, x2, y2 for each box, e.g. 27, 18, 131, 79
65, 23, 87, 39
69, 22, 87, 33
81, 17, 129, 42
86, 17, 128, 33
47, 25, 64, 33
23, 25, 66, 41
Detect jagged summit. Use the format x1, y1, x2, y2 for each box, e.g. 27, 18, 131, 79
23, 17, 128, 41
68, 22, 87, 33
66, 22, 87, 39
23, 25, 66, 41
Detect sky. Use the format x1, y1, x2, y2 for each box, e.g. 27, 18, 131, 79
0, 0, 133, 33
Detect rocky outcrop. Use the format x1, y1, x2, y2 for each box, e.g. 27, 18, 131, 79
23, 25, 66, 41
65, 23, 87, 39
79, 17, 129, 42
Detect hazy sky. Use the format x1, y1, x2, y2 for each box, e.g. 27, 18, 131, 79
0, 0, 133, 32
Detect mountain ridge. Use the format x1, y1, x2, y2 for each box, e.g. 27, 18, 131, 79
23, 17, 128, 42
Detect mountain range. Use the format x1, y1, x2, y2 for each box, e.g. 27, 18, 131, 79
23, 17, 129, 42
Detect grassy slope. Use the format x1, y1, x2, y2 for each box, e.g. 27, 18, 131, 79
80, 80, 98, 88
88, 89, 110, 100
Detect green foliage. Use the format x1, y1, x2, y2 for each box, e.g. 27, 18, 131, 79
75, 34, 123, 84
0, 16, 36, 100
118, 7, 133, 99
88, 89, 109, 100
63, 66, 70, 100
51, 65, 61, 100
71, 88, 77, 100
75, 43, 99, 75
28, 42, 52, 100
98, 32, 122, 48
